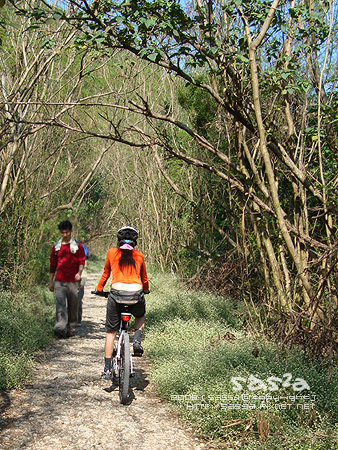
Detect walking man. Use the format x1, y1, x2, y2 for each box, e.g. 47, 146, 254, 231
49, 220, 86, 338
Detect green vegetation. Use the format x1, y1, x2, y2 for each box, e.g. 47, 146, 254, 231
0, 289, 55, 390
2, 0, 338, 354
1, 267, 337, 448
86, 254, 107, 274
1, 1, 338, 444
0, 252, 109, 391
145, 272, 338, 449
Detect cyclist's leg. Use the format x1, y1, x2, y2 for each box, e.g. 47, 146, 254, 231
54, 281, 68, 336
134, 315, 145, 331
132, 296, 145, 330
102, 295, 120, 379
105, 331, 117, 358
132, 301, 146, 355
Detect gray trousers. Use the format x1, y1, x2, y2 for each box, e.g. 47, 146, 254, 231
78, 285, 84, 323
54, 281, 80, 332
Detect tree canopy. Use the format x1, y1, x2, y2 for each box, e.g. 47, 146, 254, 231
1, 0, 338, 352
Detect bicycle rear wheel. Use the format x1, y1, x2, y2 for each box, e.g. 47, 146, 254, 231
119, 331, 130, 404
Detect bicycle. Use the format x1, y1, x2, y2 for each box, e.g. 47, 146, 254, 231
92, 290, 135, 405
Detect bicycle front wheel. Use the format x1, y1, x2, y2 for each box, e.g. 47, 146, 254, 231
119, 331, 130, 404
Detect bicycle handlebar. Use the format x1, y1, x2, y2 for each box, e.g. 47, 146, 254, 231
91, 290, 109, 298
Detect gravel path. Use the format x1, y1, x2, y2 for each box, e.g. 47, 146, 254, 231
0, 273, 210, 450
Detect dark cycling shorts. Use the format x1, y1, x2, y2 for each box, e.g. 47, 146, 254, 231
105, 289, 146, 331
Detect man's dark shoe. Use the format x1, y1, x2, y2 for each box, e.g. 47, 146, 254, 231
133, 340, 144, 356
54, 328, 66, 338
66, 330, 75, 338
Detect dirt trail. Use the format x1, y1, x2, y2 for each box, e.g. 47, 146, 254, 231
0, 273, 210, 450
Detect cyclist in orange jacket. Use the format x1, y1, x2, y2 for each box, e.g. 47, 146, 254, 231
95, 226, 149, 380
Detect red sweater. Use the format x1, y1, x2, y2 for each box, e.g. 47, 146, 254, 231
96, 248, 149, 292
50, 242, 86, 282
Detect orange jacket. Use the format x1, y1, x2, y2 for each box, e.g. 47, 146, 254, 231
96, 248, 149, 292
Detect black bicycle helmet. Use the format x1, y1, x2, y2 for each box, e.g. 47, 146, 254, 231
117, 226, 138, 242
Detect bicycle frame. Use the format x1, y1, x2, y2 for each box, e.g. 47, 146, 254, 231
91, 290, 138, 404
113, 310, 136, 404
113, 312, 135, 378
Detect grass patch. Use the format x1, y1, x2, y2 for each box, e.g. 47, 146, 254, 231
87, 253, 107, 274
0, 288, 55, 390
145, 272, 338, 449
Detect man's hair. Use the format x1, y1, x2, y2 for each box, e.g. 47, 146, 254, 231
58, 220, 72, 231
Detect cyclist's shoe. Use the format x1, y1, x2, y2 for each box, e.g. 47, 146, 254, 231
133, 340, 144, 356
101, 367, 112, 380
112, 371, 119, 386
66, 330, 75, 338
54, 328, 66, 339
